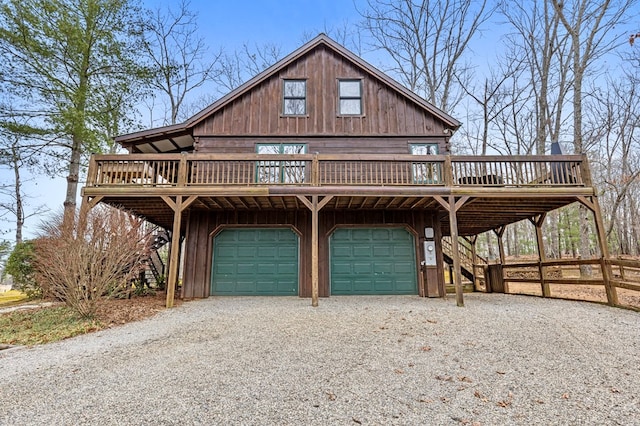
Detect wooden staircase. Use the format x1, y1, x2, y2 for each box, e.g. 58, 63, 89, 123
441, 236, 488, 292
141, 227, 170, 288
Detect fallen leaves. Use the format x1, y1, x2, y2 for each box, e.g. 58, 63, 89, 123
474, 390, 489, 403
497, 391, 514, 408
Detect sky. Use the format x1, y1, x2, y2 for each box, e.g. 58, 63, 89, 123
0, 0, 374, 242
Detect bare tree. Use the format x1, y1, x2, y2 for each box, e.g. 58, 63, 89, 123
457, 60, 523, 155
551, 0, 638, 272
300, 20, 364, 55
551, 0, 636, 154
357, 0, 494, 112
213, 42, 283, 94
34, 206, 153, 318
140, 0, 222, 125
0, 117, 49, 244
499, 0, 573, 154
586, 75, 640, 254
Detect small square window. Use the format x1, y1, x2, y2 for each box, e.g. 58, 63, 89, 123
283, 80, 306, 115
338, 79, 362, 115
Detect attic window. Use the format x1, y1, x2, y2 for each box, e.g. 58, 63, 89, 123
283, 80, 306, 115
338, 79, 362, 115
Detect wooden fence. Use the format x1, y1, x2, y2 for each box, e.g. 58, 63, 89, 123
483, 257, 640, 311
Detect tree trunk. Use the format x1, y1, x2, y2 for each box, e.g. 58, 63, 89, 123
11, 145, 23, 245
63, 134, 83, 226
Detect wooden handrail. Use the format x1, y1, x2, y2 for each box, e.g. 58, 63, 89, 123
86, 153, 588, 189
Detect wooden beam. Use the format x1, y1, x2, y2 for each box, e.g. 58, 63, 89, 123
82, 195, 104, 210
448, 195, 464, 307
493, 225, 507, 268
454, 196, 470, 212
182, 195, 198, 211
318, 195, 334, 210
161, 195, 176, 211
311, 195, 319, 307
296, 195, 313, 210
530, 214, 550, 298
590, 196, 618, 306
166, 196, 183, 308
576, 195, 595, 213
433, 195, 449, 211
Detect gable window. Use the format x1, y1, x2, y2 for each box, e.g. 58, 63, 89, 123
256, 143, 307, 183
283, 80, 306, 115
338, 79, 362, 115
410, 143, 440, 184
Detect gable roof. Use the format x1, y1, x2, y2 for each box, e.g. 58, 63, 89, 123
116, 34, 461, 153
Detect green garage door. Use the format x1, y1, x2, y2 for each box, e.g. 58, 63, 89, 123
330, 228, 418, 295
211, 228, 298, 295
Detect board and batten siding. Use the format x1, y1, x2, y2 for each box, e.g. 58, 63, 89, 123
193, 46, 448, 153
181, 209, 444, 299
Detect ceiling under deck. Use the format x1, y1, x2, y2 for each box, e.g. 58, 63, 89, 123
99, 192, 585, 237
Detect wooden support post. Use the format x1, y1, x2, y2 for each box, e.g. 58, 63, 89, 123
494, 226, 506, 265
493, 226, 507, 292
297, 195, 332, 307
311, 195, 319, 307
161, 195, 197, 308
530, 214, 550, 297
448, 195, 464, 307
166, 196, 183, 308
588, 196, 618, 306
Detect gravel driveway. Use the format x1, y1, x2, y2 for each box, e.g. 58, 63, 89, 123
0, 294, 638, 425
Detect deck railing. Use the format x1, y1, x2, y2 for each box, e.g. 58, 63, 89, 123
86, 153, 589, 189
497, 257, 640, 311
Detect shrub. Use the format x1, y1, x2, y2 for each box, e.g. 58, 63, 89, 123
33, 206, 153, 318
4, 241, 40, 298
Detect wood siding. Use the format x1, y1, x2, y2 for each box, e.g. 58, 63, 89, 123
181, 208, 443, 299
193, 45, 449, 154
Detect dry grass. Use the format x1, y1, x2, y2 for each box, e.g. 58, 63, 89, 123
0, 293, 170, 346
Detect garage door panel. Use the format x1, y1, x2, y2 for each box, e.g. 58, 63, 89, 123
374, 263, 393, 274
333, 246, 352, 257
278, 246, 297, 257
374, 279, 393, 292
212, 228, 299, 296
395, 280, 416, 292
373, 245, 392, 257
332, 262, 352, 274
393, 246, 413, 257
372, 229, 390, 240
353, 262, 372, 274
331, 228, 417, 295
354, 280, 374, 291
394, 262, 414, 274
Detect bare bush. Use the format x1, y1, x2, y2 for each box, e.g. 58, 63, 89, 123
34, 206, 153, 318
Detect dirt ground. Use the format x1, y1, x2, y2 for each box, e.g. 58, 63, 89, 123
94, 292, 176, 327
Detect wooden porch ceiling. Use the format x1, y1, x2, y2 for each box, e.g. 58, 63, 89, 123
96, 189, 587, 237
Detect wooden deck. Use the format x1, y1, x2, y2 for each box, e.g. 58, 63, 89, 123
83, 153, 595, 236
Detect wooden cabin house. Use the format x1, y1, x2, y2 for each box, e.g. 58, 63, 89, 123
82, 34, 615, 308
